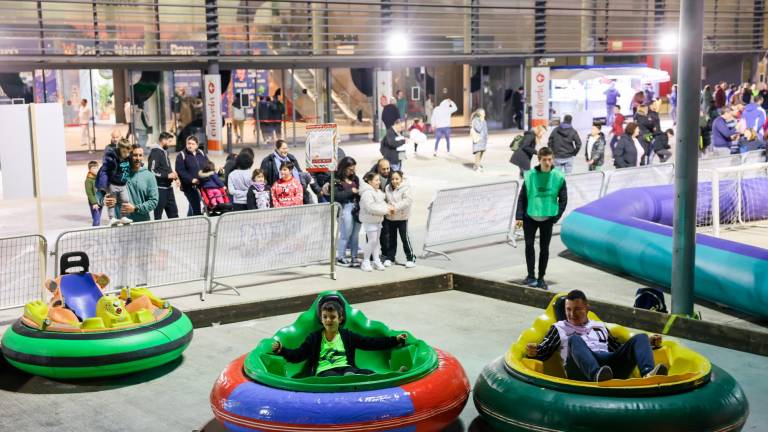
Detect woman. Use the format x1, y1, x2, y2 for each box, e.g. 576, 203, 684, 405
260, 139, 302, 186
510, 125, 547, 179
738, 128, 766, 153
634, 105, 655, 164
613, 122, 644, 168
470, 108, 488, 171
174, 135, 209, 216
227, 150, 255, 211
701, 85, 714, 113
331, 156, 362, 267
584, 123, 606, 171
270, 161, 304, 208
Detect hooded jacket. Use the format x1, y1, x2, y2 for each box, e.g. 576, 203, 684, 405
380, 127, 405, 167
125, 166, 158, 222
99, 146, 130, 188
742, 103, 767, 137
547, 122, 582, 159
358, 180, 389, 224
147, 144, 174, 188
430, 99, 457, 129
227, 169, 253, 205
384, 179, 413, 221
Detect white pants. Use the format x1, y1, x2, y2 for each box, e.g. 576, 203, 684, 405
80, 123, 91, 146
362, 223, 382, 264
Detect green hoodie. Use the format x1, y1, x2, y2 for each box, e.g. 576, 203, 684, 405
125, 166, 159, 222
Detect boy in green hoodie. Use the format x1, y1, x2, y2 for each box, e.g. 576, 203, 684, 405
84, 161, 102, 226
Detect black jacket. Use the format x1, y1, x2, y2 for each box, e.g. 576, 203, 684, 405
278, 328, 403, 376
510, 131, 537, 171
515, 166, 568, 223
175, 148, 209, 191
259, 152, 302, 186
547, 123, 581, 159
333, 175, 360, 205
584, 133, 606, 166
382, 104, 400, 129
652, 134, 671, 153
380, 127, 404, 166
613, 135, 642, 168
512, 91, 524, 111
148, 145, 174, 188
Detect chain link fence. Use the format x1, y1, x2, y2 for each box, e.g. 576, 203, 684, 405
0, 235, 46, 310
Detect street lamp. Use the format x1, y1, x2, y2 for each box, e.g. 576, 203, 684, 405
660, 32, 678, 52
386, 32, 409, 56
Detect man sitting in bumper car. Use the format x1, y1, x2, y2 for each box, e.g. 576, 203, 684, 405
526, 289, 668, 382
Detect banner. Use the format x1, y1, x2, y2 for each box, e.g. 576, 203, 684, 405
204, 74, 222, 153
305, 124, 338, 173
531, 67, 550, 128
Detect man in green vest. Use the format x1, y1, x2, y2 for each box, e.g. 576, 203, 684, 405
515, 147, 568, 290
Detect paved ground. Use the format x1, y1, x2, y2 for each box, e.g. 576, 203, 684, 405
1, 291, 765, 432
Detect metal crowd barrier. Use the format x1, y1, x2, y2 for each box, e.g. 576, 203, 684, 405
209, 203, 337, 295
560, 171, 606, 222
698, 154, 742, 171
0, 234, 47, 310
603, 163, 675, 195
742, 149, 767, 165
421, 180, 519, 259
54, 217, 212, 300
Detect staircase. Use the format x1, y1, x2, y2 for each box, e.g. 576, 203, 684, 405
290, 69, 359, 124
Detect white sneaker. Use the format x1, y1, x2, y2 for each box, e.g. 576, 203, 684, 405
383, 260, 392, 267
360, 261, 373, 272
109, 218, 121, 227
119, 217, 133, 225
373, 261, 386, 271
405, 261, 416, 268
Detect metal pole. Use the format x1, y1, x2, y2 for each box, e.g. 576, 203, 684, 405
291, 68, 297, 147
671, 0, 704, 317
88, 69, 96, 153
29, 104, 45, 237
325, 67, 332, 123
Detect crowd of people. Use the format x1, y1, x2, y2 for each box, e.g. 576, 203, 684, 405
700, 82, 768, 155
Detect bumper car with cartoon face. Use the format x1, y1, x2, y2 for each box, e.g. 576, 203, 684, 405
1, 252, 193, 379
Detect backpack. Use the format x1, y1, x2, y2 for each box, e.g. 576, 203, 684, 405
633, 288, 668, 313
509, 134, 525, 151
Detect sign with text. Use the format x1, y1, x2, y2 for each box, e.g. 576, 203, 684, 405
204, 74, 222, 153
305, 124, 338, 173
531, 67, 550, 128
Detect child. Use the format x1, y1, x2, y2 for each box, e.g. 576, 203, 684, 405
408, 118, 426, 153
584, 122, 606, 171
198, 160, 227, 206
246, 168, 272, 210
84, 161, 102, 226
653, 128, 674, 163
99, 138, 133, 226
271, 161, 304, 207
383, 171, 415, 268
271, 297, 407, 377
358, 172, 393, 272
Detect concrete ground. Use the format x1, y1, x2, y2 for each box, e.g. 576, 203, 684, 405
0, 291, 765, 432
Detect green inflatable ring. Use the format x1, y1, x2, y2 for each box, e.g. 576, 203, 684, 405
473, 356, 749, 432
1, 307, 193, 379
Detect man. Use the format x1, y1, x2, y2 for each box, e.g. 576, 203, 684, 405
106, 145, 158, 223
742, 95, 767, 139
148, 132, 179, 219
609, 105, 625, 153
603, 82, 619, 127
79, 99, 91, 148
108, 129, 122, 149
515, 147, 567, 290
512, 86, 525, 130
710, 107, 739, 156
526, 290, 668, 382
395, 90, 407, 120
547, 114, 581, 174
382, 97, 400, 131
714, 83, 726, 110
368, 158, 392, 192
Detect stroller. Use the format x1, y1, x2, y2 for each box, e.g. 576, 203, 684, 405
199, 186, 233, 216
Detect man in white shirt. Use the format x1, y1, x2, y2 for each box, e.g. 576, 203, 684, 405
79, 99, 92, 148
526, 290, 667, 382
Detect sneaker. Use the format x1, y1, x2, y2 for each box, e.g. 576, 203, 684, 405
644, 364, 668, 378
523, 276, 537, 286
536, 279, 548, 290
109, 218, 121, 227
373, 261, 386, 271
594, 365, 613, 382
360, 261, 373, 272
433, 152, 438, 157
383, 260, 393, 267
350, 258, 360, 268
405, 261, 416, 268
119, 217, 133, 225
336, 257, 351, 267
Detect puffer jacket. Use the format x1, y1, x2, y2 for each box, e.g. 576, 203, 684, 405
547, 123, 581, 159
384, 179, 413, 221
358, 180, 389, 224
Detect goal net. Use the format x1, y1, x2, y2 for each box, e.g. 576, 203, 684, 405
697, 162, 768, 237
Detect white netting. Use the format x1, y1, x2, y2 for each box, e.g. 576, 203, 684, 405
697, 163, 768, 236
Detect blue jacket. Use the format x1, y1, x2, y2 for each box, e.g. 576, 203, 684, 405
742, 103, 766, 137
710, 116, 735, 148
604, 88, 620, 106
175, 148, 209, 191
200, 171, 225, 189
97, 147, 130, 189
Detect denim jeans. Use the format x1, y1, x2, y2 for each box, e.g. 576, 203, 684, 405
565, 333, 656, 381
337, 202, 361, 260
606, 104, 615, 127
434, 127, 451, 152
89, 205, 102, 226
554, 157, 574, 174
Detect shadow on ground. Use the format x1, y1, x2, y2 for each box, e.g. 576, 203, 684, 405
0, 354, 184, 394
197, 418, 468, 432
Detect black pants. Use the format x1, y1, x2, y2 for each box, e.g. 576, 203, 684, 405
514, 109, 524, 129
655, 149, 672, 163
154, 187, 179, 220
183, 187, 202, 216
232, 203, 248, 211
382, 219, 415, 262
522, 216, 555, 279
317, 366, 374, 377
